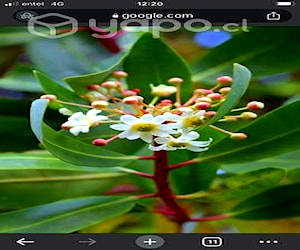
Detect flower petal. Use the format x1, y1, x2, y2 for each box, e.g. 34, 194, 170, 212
120, 115, 139, 124
184, 131, 200, 140
140, 114, 154, 122
187, 145, 208, 152
69, 127, 82, 136
139, 132, 153, 143
69, 112, 84, 120
153, 115, 167, 124
94, 115, 108, 122
149, 144, 166, 151
195, 110, 206, 118
126, 132, 140, 140
153, 128, 174, 137
80, 126, 90, 133
178, 107, 193, 115
155, 136, 172, 144
87, 109, 102, 117
118, 130, 134, 139
190, 139, 212, 147
110, 124, 129, 131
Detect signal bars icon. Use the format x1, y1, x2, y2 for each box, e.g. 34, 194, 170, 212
3, 2, 19, 7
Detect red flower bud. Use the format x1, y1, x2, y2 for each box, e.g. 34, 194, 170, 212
112, 71, 128, 78
241, 112, 258, 120
132, 88, 141, 93
121, 90, 137, 96
168, 77, 184, 84
195, 97, 212, 103
195, 102, 212, 110
160, 99, 173, 106
219, 87, 231, 94
194, 89, 214, 95
207, 93, 222, 100
230, 133, 248, 140
247, 101, 265, 110
91, 100, 109, 109
123, 96, 140, 105
87, 84, 101, 90
92, 138, 108, 146
216, 76, 233, 84
204, 111, 217, 118
40, 94, 57, 101
102, 81, 120, 89
61, 125, 71, 130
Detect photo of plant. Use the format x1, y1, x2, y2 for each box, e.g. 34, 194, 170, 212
0, 26, 300, 233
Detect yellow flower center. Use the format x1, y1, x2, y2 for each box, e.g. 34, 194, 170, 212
132, 122, 158, 132
167, 141, 189, 148
182, 116, 203, 129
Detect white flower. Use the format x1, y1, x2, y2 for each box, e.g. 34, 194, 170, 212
110, 113, 178, 143
62, 109, 108, 136
167, 108, 206, 132
149, 131, 212, 152
150, 84, 177, 97
59, 108, 73, 116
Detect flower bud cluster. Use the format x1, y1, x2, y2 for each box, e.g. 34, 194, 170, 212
45, 72, 264, 152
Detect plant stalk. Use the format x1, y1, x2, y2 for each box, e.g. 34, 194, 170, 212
153, 150, 190, 225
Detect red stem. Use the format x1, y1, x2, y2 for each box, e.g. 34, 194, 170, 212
132, 171, 154, 179
138, 156, 157, 160
134, 152, 229, 228
153, 151, 190, 224
136, 193, 157, 199
190, 214, 230, 222
168, 159, 199, 170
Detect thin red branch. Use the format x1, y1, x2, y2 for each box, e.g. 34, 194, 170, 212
136, 193, 157, 199
153, 151, 190, 224
132, 171, 154, 179
189, 214, 230, 222
168, 159, 199, 170
138, 156, 157, 160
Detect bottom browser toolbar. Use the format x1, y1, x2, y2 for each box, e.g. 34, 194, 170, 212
0, 234, 299, 250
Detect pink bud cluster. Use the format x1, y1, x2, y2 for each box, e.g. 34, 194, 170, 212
43, 71, 264, 146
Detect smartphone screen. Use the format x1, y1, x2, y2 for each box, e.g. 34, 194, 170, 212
0, 0, 299, 249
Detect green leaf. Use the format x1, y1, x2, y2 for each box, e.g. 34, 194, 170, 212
0, 152, 128, 210
192, 27, 300, 82
0, 47, 24, 73
0, 116, 39, 152
0, 151, 127, 172
30, 99, 49, 141
0, 64, 42, 92
168, 150, 218, 194
209, 168, 286, 201
222, 150, 300, 174
199, 63, 251, 130
231, 183, 300, 220
30, 99, 137, 167
0, 196, 136, 233
0, 27, 38, 46
25, 33, 115, 82
197, 99, 300, 164
34, 71, 89, 112
64, 54, 125, 94
287, 169, 300, 182
123, 33, 192, 101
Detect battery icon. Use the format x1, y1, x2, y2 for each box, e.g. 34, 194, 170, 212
276, 1, 295, 6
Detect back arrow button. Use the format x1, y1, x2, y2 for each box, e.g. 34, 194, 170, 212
16, 238, 35, 246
